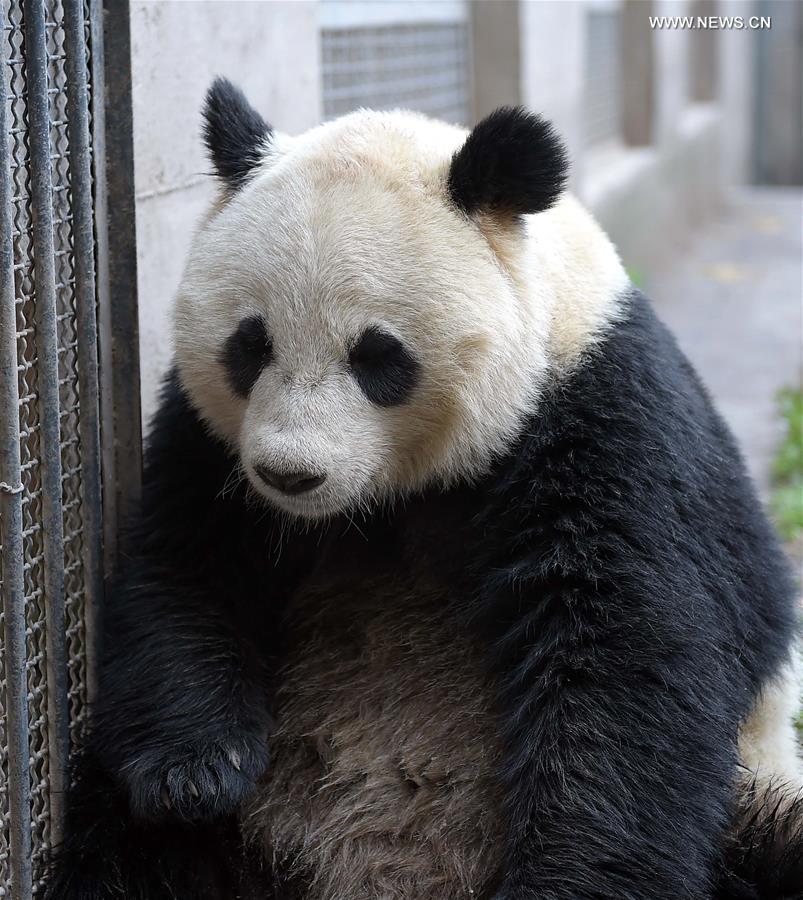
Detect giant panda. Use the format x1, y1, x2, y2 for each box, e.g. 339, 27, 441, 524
45, 79, 803, 900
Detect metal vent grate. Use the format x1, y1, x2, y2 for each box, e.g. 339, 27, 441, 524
0, 0, 103, 895
321, 22, 472, 125
584, 5, 623, 146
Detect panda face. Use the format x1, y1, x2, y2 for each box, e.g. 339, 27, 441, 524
174, 88, 626, 520
177, 167, 530, 519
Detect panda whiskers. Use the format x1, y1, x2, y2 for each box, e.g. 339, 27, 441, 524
343, 509, 369, 542
265, 505, 305, 566
217, 460, 247, 501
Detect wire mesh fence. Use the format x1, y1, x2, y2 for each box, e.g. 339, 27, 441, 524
322, 21, 472, 126
0, 0, 104, 895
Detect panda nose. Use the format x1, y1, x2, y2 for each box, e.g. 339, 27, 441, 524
254, 465, 326, 495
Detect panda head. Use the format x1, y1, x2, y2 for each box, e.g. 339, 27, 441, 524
174, 79, 624, 520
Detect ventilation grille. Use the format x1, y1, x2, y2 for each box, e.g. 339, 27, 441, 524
322, 22, 472, 125
585, 6, 623, 146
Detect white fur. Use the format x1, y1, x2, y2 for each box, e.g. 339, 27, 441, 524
174, 109, 627, 519
739, 650, 803, 793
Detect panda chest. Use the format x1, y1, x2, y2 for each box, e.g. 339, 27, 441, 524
242, 558, 505, 900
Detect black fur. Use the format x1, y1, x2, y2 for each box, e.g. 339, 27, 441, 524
221, 315, 273, 397
714, 781, 803, 898
462, 293, 798, 898
203, 78, 272, 190
448, 106, 569, 217
42, 752, 266, 900
348, 326, 420, 407
45, 292, 800, 899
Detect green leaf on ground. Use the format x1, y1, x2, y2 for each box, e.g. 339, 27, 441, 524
771, 387, 803, 542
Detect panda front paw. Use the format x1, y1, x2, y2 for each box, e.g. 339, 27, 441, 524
124, 732, 269, 822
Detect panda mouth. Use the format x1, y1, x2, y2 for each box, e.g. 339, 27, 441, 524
253, 481, 330, 518
245, 466, 360, 522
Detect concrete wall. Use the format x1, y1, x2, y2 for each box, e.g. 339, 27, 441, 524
131, 0, 321, 420
514, 0, 742, 274
752, 0, 803, 184
718, 0, 756, 185
519, 0, 588, 190
471, 0, 521, 119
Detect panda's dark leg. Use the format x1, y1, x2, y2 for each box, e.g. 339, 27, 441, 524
475, 498, 744, 896
486, 651, 736, 900
43, 751, 251, 899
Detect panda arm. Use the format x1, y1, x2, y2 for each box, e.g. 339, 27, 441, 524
88, 371, 304, 822
91, 552, 272, 822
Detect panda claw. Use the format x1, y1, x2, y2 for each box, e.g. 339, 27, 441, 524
127, 733, 269, 821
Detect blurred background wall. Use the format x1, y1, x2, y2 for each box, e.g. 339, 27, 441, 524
129, 0, 802, 514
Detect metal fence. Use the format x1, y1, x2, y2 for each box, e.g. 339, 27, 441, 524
0, 0, 138, 895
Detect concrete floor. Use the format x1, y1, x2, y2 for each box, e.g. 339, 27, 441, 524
646, 188, 802, 502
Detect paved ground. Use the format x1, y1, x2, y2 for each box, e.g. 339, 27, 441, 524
646, 188, 802, 502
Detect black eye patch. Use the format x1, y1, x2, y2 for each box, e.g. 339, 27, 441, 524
348, 326, 419, 407
220, 315, 272, 397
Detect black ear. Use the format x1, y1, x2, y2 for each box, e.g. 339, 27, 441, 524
447, 107, 568, 217
202, 78, 273, 190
